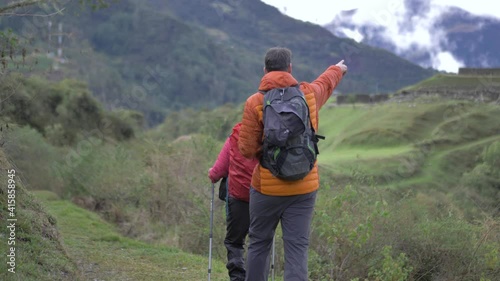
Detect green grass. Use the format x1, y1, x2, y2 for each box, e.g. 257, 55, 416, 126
400, 73, 500, 91
33, 191, 229, 281
319, 103, 455, 149
391, 135, 500, 190
317, 101, 500, 188
319, 146, 413, 163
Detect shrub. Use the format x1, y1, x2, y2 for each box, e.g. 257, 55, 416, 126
368, 246, 413, 281
309, 184, 500, 281
461, 141, 500, 210
483, 141, 500, 169
310, 184, 390, 280
153, 103, 242, 142
0, 75, 135, 146
2, 126, 65, 193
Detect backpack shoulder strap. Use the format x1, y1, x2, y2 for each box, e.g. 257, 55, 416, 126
292, 85, 326, 150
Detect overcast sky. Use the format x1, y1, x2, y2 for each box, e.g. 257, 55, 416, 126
260, 0, 500, 72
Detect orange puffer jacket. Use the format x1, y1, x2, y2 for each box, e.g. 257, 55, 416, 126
238, 66, 344, 196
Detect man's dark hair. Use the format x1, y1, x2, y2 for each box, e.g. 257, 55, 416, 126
265, 47, 292, 72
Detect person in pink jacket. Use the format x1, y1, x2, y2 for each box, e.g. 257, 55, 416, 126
208, 122, 258, 281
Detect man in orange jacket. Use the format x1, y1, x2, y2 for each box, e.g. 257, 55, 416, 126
238, 47, 347, 281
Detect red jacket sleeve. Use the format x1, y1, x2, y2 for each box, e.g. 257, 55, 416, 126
209, 137, 230, 182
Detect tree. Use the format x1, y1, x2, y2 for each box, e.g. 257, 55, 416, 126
0, 0, 110, 71
0, 0, 109, 15
0, 1, 46, 15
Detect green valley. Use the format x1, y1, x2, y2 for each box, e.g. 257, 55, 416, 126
0, 1, 499, 280
1, 87, 498, 279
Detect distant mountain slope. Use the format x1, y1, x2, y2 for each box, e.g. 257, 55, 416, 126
164, 0, 435, 94
325, 3, 500, 71
1, 0, 434, 125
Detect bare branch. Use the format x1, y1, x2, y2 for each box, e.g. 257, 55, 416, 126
0, 0, 46, 15
0, 7, 64, 17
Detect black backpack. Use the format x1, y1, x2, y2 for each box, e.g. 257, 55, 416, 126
260, 85, 324, 181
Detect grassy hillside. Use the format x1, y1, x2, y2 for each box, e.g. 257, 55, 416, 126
0, 149, 79, 281
1, 60, 498, 280
308, 101, 500, 280
317, 102, 500, 190
0, 74, 140, 146
2, 98, 499, 280
33, 191, 229, 281
140, 99, 500, 280
0, 74, 233, 280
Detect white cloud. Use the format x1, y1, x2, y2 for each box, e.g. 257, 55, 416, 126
261, 0, 500, 25
432, 52, 464, 72
339, 28, 364, 42
261, 0, 499, 73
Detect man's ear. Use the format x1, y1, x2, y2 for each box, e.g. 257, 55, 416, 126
288, 63, 292, 73
263, 66, 269, 74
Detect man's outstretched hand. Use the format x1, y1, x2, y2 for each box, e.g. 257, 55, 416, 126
336, 60, 348, 75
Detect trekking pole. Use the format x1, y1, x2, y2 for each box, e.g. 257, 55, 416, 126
208, 182, 215, 281
271, 234, 276, 281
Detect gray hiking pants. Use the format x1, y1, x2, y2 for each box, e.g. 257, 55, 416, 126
245, 188, 317, 281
